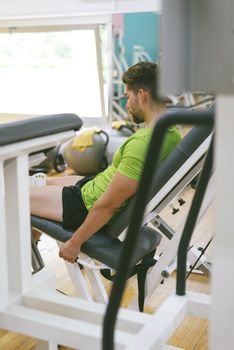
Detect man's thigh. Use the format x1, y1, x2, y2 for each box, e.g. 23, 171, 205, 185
30, 185, 64, 222
47, 175, 83, 187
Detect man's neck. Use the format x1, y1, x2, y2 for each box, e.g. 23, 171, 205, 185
145, 107, 166, 128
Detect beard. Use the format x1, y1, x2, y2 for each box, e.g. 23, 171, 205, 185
131, 111, 145, 125
128, 108, 145, 124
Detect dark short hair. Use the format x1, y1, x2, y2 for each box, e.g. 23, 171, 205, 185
122, 61, 164, 104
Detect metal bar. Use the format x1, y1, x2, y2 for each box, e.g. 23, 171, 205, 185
176, 138, 213, 295
31, 237, 45, 274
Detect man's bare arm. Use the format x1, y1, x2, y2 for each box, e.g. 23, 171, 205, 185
59, 171, 138, 262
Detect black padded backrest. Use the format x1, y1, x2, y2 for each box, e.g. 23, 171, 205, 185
0, 113, 83, 146
107, 124, 212, 238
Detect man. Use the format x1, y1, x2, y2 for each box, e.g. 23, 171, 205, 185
30, 62, 181, 263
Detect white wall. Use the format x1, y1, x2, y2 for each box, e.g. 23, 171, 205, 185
161, 0, 234, 94
0, 0, 161, 22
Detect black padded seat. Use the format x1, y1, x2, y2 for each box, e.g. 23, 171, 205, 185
0, 113, 82, 146
31, 216, 162, 270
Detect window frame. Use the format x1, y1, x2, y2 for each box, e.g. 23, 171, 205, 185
0, 15, 113, 128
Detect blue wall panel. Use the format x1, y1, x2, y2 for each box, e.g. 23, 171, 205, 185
123, 12, 161, 66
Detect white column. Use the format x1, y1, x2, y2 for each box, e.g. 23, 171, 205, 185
0, 160, 9, 308
5, 155, 32, 297
211, 95, 234, 349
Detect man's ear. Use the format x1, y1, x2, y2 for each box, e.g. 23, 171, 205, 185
138, 88, 148, 103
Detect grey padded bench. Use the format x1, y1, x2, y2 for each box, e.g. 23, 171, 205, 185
0, 113, 83, 146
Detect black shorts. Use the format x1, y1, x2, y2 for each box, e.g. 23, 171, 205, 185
62, 176, 94, 231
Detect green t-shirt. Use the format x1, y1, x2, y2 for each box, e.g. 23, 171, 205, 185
81, 126, 181, 210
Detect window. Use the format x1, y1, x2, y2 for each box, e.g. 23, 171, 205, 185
0, 25, 108, 120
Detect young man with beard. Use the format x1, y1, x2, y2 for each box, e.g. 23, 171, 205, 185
30, 61, 181, 263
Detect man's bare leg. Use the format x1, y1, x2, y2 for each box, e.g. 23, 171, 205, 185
30, 185, 64, 242
47, 175, 82, 187
30, 185, 64, 221
31, 175, 82, 241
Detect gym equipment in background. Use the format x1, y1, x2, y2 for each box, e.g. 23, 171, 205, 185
61, 128, 109, 175
30, 122, 135, 176
30, 144, 66, 175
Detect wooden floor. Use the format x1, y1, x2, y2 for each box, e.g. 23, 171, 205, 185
0, 184, 213, 350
